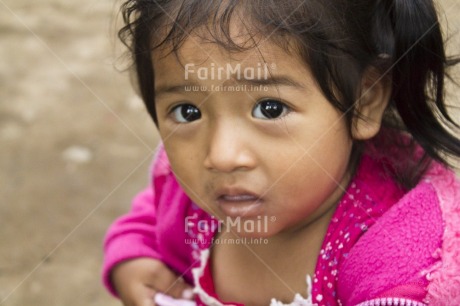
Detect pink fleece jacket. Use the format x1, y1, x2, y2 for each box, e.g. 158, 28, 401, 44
102, 144, 460, 305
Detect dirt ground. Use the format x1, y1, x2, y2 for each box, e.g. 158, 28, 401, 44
0, 1, 459, 306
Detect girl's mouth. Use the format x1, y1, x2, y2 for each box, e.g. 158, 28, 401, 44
219, 194, 259, 202
215, 189, 264, 218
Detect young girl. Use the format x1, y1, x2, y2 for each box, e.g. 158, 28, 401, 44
103, 0, 460, 305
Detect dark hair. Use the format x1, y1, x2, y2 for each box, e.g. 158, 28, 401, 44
118, 0, 460, 188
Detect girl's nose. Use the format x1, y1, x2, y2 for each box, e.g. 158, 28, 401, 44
203, 123, 256, 173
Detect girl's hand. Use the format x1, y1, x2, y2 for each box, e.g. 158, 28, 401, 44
154, 293, 197, 306
112, 258, 194, 306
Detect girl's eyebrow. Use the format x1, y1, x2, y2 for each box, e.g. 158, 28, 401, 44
155, 75, 305, 97
240, 75, 305, 89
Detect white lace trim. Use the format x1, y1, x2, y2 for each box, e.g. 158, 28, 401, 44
192, 249, 226, 306
192, 249, 318, 306
269, 276, 317, 306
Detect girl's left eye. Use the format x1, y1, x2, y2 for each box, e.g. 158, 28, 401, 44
252, 100, 290, 120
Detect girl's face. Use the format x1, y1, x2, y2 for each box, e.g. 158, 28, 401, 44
153, 38, 354, 238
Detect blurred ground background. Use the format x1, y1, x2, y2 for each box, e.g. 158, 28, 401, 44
1, 1, 157, 305
0, 0, 459, 305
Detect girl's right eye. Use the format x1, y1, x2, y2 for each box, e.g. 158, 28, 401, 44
170, 104, 201, 123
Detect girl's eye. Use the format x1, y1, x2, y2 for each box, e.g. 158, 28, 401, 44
252, 100, 290, 120
170, 104, 201, 123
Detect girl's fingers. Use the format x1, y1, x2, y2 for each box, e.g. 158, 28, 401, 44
150, 265, 194, 300
158, 276, 194, 300
154, 293, 196, 306
169, 277, 194, 300
140, 297, 155, 306
126, 284, 156, 306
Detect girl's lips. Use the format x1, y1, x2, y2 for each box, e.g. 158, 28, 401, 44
219, 194, 258, 201
216, 194, 264, 218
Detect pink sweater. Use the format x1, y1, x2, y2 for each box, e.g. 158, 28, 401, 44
102, 144, 460, 305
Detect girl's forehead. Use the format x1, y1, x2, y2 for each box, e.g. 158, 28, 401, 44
152, 36, 316, 94
154, 35, 298, 69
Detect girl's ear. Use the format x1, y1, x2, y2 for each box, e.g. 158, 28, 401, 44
352, 68, 392, 140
